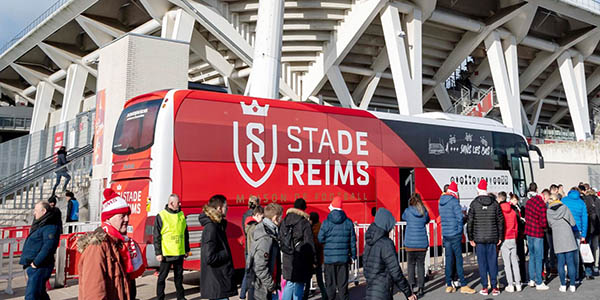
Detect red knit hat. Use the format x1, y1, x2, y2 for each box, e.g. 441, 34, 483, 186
447, 181, 458, 197
329, 196, 343, 211
477, 179, 488, 192
101, 188, 131, 222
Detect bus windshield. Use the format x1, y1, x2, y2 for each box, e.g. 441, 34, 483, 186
112, 99, 162, 155
492, 132, 531, 197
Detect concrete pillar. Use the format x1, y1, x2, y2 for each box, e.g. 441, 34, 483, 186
30, 81, 54, 133
60, 64, 88, 122
557, 52, 592, 141
247, 0, 284, 99
161, 9, 195, 42
484, 32, 523, 134
90, 34, 189, 221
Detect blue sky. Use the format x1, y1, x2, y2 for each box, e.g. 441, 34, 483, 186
0, 0, 57, 49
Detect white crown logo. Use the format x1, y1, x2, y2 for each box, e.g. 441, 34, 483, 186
240, 100, 269, 117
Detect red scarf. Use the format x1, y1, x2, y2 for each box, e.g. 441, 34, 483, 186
102, 222, 146, 280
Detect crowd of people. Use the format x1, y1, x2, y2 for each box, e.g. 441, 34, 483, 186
17, 178, 600, 300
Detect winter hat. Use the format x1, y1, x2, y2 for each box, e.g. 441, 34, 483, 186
101, 188, 131, 222
374, 208, 396, 233
447, 182, 458, 198
329, 196, 343, 211
477, 179, 488, 194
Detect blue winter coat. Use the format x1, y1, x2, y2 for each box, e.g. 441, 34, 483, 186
438, 194, 464, 237
562, 190, 589, 238
19, 223, 60, 268
402, 206, 430, 249
318, 210, 357, 264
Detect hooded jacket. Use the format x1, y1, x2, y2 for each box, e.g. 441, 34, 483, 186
245, 216, 260, 253
199, 205, 237, 299
562, 190, 588, 238
402, 205, 430, 249
77, 227, 131, 300
364, 208, 412, 300
19, 209, 61, 268
318, 209, 357, 264
547, 201, 578, 254
500, 201, 518, 240
56, 149, 68, 173
583, 194, 600, 236
438, 194, 464, 237
280, 208, 316, 282
249, 219, 281, 300
153, 205, 190, 261
467, 195, 505, 244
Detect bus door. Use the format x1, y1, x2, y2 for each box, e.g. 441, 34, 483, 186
399, 168, 415, 216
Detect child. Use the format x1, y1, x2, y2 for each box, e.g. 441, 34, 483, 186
498, 192, 521, 292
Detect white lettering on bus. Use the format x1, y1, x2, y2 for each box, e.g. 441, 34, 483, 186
318, 129, 335, 154
337, 130, 352, 155
287, 126, 302, 152
356, 132, 368, 156
246, 123, 265, 172
303, 127, 317, 152
307, 159, 321, 185
357, 161, 369, 185
288, 158, 304, 185
334, 160, 354, 185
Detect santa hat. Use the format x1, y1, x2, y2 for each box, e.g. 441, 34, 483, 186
477, 179, 488, 194
447, 181, 458, 198
329, 196, 343, 211
101, 188, 131, 222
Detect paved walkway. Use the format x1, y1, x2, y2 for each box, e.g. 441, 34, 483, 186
2, 265, 600, 299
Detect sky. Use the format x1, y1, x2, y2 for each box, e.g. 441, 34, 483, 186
0, 0, 57, 49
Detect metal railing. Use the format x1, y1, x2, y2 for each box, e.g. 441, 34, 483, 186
0, 0, 70, 54
0, 238, 23, 295
0, 117, 31, 131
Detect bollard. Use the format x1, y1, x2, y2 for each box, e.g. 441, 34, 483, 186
54, 238, 67, 288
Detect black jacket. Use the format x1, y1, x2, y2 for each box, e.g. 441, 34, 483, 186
56, 150, 68, 173
280, 208, 316, 282
199, 205, 237, 299
153, 205, 191, 261
467, 195, 505, 244
583, 194, 600, 236
364, 209, 411, 300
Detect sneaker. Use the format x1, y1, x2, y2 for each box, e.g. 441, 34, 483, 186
536, 283, 550, 290
453, 280, 461, 288
515, 284, 522, 292
569, 285, 576, 292
491, 288, 500, 296
559, 285, 567, 292
479, 288, 489, 296
528, 280, 536, 287
505, 285, 514, 293
445, 286, 456, 293
460, 286, 476, 294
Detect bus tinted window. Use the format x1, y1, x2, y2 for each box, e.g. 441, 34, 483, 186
112, 99, 162, 155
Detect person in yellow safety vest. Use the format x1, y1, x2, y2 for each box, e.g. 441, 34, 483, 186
154, 193, 191, 300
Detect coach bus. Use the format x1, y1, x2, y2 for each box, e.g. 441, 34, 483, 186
110, 89, 544, 269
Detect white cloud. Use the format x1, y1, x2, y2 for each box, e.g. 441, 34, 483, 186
0, 0, 58, 49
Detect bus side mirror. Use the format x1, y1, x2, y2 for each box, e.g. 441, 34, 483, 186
528, 144, 545, 169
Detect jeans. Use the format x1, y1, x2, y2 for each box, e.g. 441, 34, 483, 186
557, 250, 578, 286
443, 234, 467, 287
527, 236, 544, 285
324, 263, 349, 300
282, 281, 304, 300
157, 258, 185, 300
52, 172, 71, 195
25, 266, 53, 300
407, 251, 426, 290
475, 243, 498, 288
304, 264, 327, 300
500, 239, 521, 285
545, 231, 557, 272
585, 235, 599, 276
516, 237, 527, 281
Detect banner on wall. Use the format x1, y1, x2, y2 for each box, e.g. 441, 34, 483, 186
53, 131, 64, 162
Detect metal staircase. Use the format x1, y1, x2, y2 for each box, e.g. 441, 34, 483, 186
446, 85, 497, 117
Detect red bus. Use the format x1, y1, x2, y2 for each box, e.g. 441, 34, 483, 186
110, 89, 543, 270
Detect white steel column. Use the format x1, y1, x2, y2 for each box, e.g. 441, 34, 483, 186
30, 82, 54, 133
60, 64, 88, 122
484, 32, 522, 134
557, 52, 592, 140
380, 5, 423, 115
247, 0, 284, 99
433, 83, 452, 112
161, 9, 194, 42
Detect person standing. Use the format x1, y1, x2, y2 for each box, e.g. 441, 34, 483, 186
509, 193, 527, 284
562, 187, 588, 283
582, 187, 600, 278
438, 182, 475, 294
19, 201, 61, 300
243, 206, 264, 300
547, 193, 579, 292
78, 188, 146, 300
497, 192, 521, 292
402, 193, 430, 297
304, 212, 327, 300
154, 194, 190, 300
52, 146, 71, 195
318, 196, 356, 300
65, 191, 79, 223
281, 198, 316, 300
524, 182, 550, 290
249, 203, 283, 300
199, 194, 237, 300
364, 208, 417, 300
467, 179, 504, 296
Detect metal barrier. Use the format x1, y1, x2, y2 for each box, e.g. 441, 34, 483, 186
0, 238, 23, 295
0, 226, 29, 256
62, 221, 100, 234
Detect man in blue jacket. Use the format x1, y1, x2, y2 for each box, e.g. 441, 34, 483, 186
562, 187, 589, 282
19, 201, 61, 300
438, 182, 475, 294
318, 196, 357, 300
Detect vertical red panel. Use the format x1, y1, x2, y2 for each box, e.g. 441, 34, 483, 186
376, 167, 400, 220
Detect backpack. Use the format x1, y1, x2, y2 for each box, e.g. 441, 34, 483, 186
280, 222, 301, 255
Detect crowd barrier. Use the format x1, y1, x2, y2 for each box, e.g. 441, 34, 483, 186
0, 238, 21, 295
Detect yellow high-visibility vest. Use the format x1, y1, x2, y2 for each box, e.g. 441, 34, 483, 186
159, 209, 186, 256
